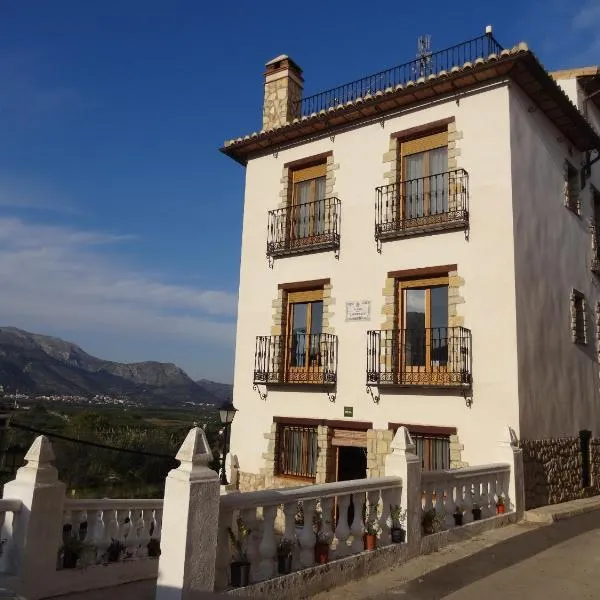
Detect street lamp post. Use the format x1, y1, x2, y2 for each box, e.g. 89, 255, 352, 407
218, 401, 237, 486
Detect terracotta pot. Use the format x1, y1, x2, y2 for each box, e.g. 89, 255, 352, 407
391, 527, 405, 543
277, 554, 293, 575
496, 504, 505, 514
364, 534, 377, 551
423, 522, 434, 535
453, 513, 463, 526
472, 507, 482, 521
62, 549, 78, 569
314, 542, 329, 564
230, 561, 251, 587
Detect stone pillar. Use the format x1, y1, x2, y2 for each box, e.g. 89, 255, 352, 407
2, 435, 66, 600
384, 426, 422, 555
156, 427, 220, 599
262, 55, 303, 130
497, 426, 525, 520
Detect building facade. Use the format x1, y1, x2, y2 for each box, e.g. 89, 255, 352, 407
221, 32, 600, 506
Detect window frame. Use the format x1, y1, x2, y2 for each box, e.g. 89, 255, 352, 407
274, 421, 318, 480
388, 423, 454, 471
571, 289, 587, 345
564, 160, 580, 215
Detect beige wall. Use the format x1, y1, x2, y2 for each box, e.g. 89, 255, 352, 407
231, 81, 522, 476
509, 82, 600, 440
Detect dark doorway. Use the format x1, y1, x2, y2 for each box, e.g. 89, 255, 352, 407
336, 445, 367, 527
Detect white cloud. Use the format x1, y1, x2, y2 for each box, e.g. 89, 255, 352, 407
0, 217, 237, 346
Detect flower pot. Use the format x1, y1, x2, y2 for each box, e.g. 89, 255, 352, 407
314, 542, 329, 564
472, 507, 482, 521
391, 527, 405, 543
496, 504, 505, 515
62, 549, 78, 569
423, 522, 434, 535
277, 554, 293, 575
364, 533, 377, 551
453, 513, 463, 526
230, 561, 251, 587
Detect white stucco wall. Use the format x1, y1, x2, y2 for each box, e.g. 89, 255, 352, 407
509, 82, 600, 440
230, 81, 522, 475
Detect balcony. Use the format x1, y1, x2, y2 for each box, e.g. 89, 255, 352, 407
366, 327, 472, 388
294, 34, 503, 116
253, 333, 338, 385
375, 169, 469, 241
267, 197, 341, 258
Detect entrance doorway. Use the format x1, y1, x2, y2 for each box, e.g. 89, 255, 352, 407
335, 445, 367, 527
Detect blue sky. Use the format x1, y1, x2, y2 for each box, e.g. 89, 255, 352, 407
0, 1, 598, 383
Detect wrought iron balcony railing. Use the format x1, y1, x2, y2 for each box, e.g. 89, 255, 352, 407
375, 169, 469, 241
254, 333, 338, 385
294, 34, 503, 117
366, 327, 472, 387
267, 197, 341, 258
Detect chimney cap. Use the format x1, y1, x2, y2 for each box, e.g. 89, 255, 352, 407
265, 54, 303, 77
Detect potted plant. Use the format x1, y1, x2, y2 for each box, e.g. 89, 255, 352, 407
363, 518, 380, 551
60, 535, 86, 569
389, 505, 407, 543
421, 508, 444, 535
496, 495, 506, 515
105, 538, 125, 563
453, 506, 464, 526
276, 538, 294, 575
147, 537, 161, 558
472, 503, 482, 521
227, 517, 251, 587
313, 513, 332, 564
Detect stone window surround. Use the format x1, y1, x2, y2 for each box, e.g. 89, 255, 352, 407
564, 160, 581, 215
381, 264, 465, 330
271, 278, 335, 336
382, 117, 462, 187
278, 151, 339, 210
570, 288, 587, 345
388, 422, 467, 469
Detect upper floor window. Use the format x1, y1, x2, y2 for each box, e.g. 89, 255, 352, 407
290, 163, 326, 240
571, 289, 587, 345
564, 161, 580, 214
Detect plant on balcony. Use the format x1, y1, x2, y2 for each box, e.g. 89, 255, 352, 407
496, 495, 506, 515
363, 518, 381, 551
60, 534, 89, 569
421, 508, 445, 535
389, 505, 407, 543
471, 503, 482, 521
313, 512, 332, 565
453, 506, 465, 527
147, 537, 161, 558
104, 538, 126, 563
277, 538, 295, 575
227, 517, 252, 587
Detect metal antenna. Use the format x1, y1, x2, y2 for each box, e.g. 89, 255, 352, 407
413, 35, 432, 78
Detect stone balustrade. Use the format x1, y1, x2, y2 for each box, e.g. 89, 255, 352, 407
0, 499, 22, 574
61, 498, 163, 566
215, 475, 403, 589
421, 463, 511, 528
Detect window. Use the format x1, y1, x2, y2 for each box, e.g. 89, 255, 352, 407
565, 161, 580, 214
400, 130, 449, 220
283, 288, 327, 383
275, 423, 318, 479
592, 188, 600, 269
289, 163, 327, 240
397, 276, 449, 371
412, 432, 450, 471
571, 289, 587, 345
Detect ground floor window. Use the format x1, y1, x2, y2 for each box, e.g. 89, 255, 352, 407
412, 433, 450, 471
275, 423, 318, 479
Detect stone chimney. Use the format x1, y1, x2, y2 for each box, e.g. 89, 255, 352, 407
262, 55, 303, 130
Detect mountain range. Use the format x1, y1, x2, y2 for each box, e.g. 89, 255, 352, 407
0, 327, 232, 408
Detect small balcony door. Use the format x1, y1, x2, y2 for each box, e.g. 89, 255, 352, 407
398, 278, 449, 381
286, 289, 324, 381
401, 131, 448, 220
290, 164, 326, 241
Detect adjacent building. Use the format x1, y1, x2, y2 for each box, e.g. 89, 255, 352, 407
221, 29, 600, 508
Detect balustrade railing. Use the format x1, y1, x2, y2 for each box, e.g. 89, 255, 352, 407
0, 499, 22, 573
421, 464, 511, 531
215, 476, 403, 589
375, 169, 469, 240
267, 197, 341, 258
61, 499, 163, 568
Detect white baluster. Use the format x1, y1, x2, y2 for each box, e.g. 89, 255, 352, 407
282, 502, 299, 570
215, 506, 234, 590
298, 499, 316, 568
333, 494, 351, 557
380, 489, 393, 546
350, 492, 365, 554
241, 508, 259, 581
153, 509, 163, 540
366, 490, 380, 545
116, 508, 130, 553
138, 509, 152, 557
104, 508, 119, 545
258, 505, 277, 581
128, 508, 142, 557
472, 482, 481, 522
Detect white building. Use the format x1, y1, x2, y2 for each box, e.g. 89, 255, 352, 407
221, 30, 600, 507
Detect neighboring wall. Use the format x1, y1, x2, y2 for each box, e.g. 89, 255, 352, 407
509, 82, 600, 442
231, 80, 521, 475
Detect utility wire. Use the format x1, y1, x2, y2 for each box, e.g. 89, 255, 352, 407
8, 421, 178, 460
